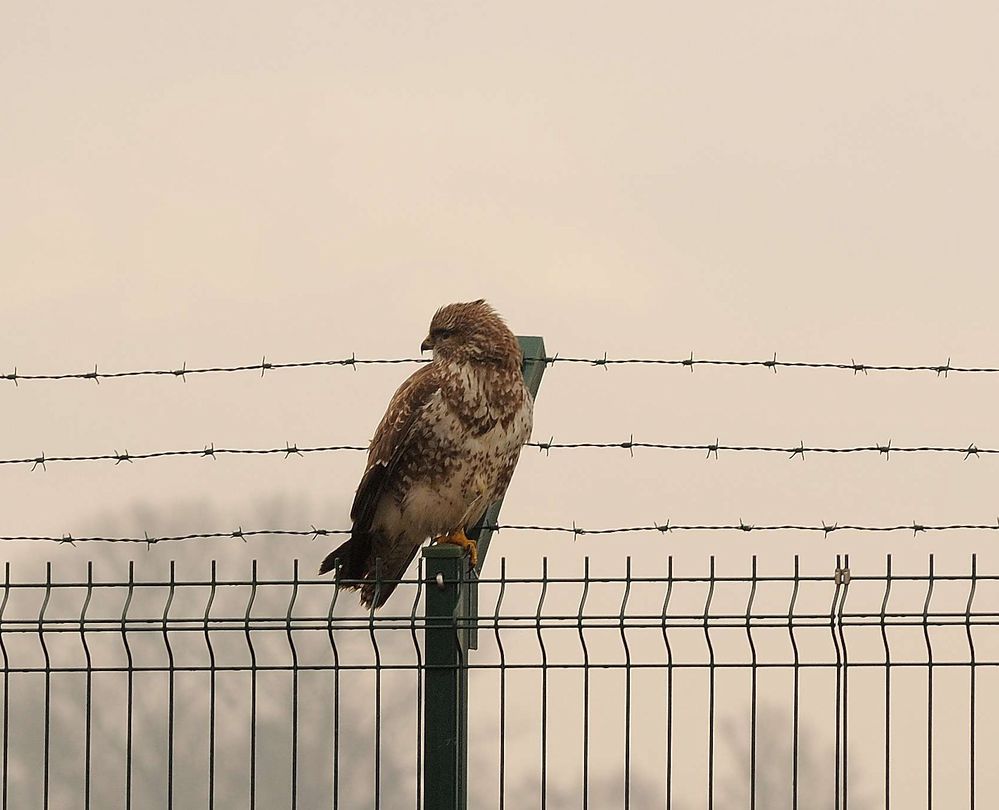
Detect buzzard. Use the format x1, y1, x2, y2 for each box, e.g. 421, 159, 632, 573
319, 300, 534, 608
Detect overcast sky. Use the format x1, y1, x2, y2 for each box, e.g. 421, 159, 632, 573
3, 4, 999, 806
3, 1, 998, 578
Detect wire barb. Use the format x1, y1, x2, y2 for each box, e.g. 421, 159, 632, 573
623, 434, 635, 457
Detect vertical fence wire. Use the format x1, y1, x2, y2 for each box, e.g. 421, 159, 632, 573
620, 557, 633, 810
830, 556, 844, 810
704, 556, 716, 810
411, 557, 425, 810
327, 568, 343, 810
81, 562, 94, 810
836, 555, 851, 810
746, 556, 759, 810
577, 557, 590, 810
122, 561, 135, 810
662, 556, 674, 810
370, 559, 384, 810
245, 560, 258, 810
496, 558, 508, 810
536, 557, 549, 810
368, 557, 382, 810
163, 561, 176, 810
39, 563, 51, 810
0, 564, 6, 810
287, 559, 301, 810
880, 555, 893, 810
205, 561, 218, 810
966, 555, 977, 810
788, 556, 801, 810
923, 555, 935, 810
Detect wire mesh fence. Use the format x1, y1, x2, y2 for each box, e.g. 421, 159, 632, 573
1, 551, 995, 810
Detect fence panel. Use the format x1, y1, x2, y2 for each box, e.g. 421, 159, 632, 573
1, 554, 995, 809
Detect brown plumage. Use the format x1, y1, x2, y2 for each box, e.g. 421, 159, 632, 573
319, 300, 534, 608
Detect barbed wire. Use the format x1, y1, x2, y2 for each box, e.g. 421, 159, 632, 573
3, 352, 996, 385
530, 438, 996, 460
4, 437, 997, 470
0, 355, 424, 385
5, 520, 999, 546
1, 442, 368, 470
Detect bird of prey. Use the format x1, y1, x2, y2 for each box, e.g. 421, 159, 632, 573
319, 300, 534, 608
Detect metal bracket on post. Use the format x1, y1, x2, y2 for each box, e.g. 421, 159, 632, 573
421, 335, 546, 810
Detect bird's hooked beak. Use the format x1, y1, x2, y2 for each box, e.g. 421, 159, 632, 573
420, 336, 433, 355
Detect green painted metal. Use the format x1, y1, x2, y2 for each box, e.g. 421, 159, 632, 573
422, 546, 468, 810
421, 335, 546, 810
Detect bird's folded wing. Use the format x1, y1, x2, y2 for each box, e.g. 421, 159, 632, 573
350, 364, 443, 533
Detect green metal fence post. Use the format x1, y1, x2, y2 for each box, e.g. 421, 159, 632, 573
422, 335, 546, 809
423, 545, 468, 810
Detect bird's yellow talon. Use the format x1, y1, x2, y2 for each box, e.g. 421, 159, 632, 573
434, 529, 478, 567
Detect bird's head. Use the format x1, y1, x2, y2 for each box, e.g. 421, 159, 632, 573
421, 299, 521, 367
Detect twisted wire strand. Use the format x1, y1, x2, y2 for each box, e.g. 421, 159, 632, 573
1, 352, 992, 385
3, 438, 995, 470
4, 520, 998, 546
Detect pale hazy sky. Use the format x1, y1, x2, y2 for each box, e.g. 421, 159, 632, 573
3, 4, 999, 807
3, 1, 998, 577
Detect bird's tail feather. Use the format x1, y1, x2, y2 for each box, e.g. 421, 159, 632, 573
360, 544, 421, 610
317, 531, 371, 579
318, 531, 417, 610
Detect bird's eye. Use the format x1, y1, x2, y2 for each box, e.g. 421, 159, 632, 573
434, 328, 452, 339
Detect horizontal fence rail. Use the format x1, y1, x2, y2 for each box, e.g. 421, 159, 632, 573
1, 554, 995, 809
3, 351, 997, 386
